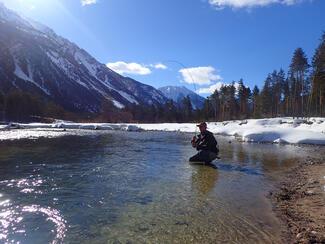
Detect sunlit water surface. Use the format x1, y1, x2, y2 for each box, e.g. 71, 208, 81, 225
0, 130, 322, 243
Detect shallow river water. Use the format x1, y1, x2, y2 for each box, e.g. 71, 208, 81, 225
0, 130, 319, 243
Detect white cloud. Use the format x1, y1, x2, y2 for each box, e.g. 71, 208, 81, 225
81, 0, 97, 6
197, 82, 225, 94
197, 82, 239, 94
179, 66, 222, 85
154, 63, 168, 70
208, 0, 303, 9
106, 61, 152, 75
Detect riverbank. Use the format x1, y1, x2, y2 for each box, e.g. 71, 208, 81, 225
1, 117, 325, 145
271, 156, 325, 243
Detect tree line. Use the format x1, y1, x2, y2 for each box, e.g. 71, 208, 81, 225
99, 95, 195, 123
201, 32, 325, 121
1, 32, 324, 123
0, 91, 76, 122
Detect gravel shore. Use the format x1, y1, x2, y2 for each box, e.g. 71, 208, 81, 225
271, 156, 325, 243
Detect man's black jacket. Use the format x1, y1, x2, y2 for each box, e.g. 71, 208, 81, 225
195, 130, 218, 154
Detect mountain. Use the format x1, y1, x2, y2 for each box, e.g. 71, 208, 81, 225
158, 86, 205, 109
0, 3, 167, 113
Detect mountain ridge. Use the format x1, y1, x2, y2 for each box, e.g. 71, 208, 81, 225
158, 86, 205, 109
0, 3, 167, 113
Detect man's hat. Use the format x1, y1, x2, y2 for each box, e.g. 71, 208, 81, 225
196, 122, 207, 127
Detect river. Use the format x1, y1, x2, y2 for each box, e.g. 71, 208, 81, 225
0, 130, 319, 243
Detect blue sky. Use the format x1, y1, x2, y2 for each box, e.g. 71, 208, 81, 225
1, 0, 325, 96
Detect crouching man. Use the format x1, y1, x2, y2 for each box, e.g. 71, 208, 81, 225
189, 122, 219, 164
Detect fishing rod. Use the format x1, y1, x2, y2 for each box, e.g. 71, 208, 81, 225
164, 60, 221, 161
163, 60, 199, 137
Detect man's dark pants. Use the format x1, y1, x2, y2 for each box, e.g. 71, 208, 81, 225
189, 150, 218, 164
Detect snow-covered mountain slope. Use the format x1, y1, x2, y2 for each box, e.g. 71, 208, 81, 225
0, 3, 167, 112
158, 86, 205, 109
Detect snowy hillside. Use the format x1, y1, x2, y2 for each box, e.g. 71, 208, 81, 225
2, 117, 325, 145
158, 86, 205, 109
0, 3, 167, 112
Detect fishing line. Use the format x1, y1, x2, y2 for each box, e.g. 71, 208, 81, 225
163, 60, 199, 137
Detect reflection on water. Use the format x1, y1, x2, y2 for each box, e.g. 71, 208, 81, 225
191, 167, 219, 195
0, 131, 323, 243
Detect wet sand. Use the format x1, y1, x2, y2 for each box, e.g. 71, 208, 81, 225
271, 156, 325, 243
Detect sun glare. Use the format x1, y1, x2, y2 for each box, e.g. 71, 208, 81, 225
1, 0, 60, 14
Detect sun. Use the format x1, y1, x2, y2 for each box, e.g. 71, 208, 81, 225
0, 0, 60, 13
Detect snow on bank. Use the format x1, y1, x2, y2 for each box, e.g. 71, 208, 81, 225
0, 128, 112, 141
0, 117, 325, 145
134, 118, 325, 145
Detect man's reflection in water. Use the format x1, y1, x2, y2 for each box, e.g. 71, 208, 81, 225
191, 166, 219, 196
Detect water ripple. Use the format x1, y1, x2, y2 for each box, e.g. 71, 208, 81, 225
0, 176, 45, 195
0, 202, 67, 244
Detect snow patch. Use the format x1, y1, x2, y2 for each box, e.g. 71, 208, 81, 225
118, 91, 139, 104
75, 51, 98, 78
112, 100, 125, 109
13, 57, 50, 95
100, 76, 139, 105
46, 51, 89, 89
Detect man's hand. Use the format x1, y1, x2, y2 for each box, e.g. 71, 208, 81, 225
191, 136, 198, 148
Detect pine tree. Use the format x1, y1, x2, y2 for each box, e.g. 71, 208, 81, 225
217, 83, 238, 121
261, 74, 273, 117
282, 77, 291, 116
244, 86, 252, 118
237, 79, 246, 117
237, 79, 251, 119
252, 85, 261, 118
181, 95, 193, 121
310, 32, 325, 116
273, 70, 285, 116
289, 48, 309, 117
210, 89, 220, 121
164, 99, 178, 122
219, 85, 227, 121
229, 83, 238, 120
